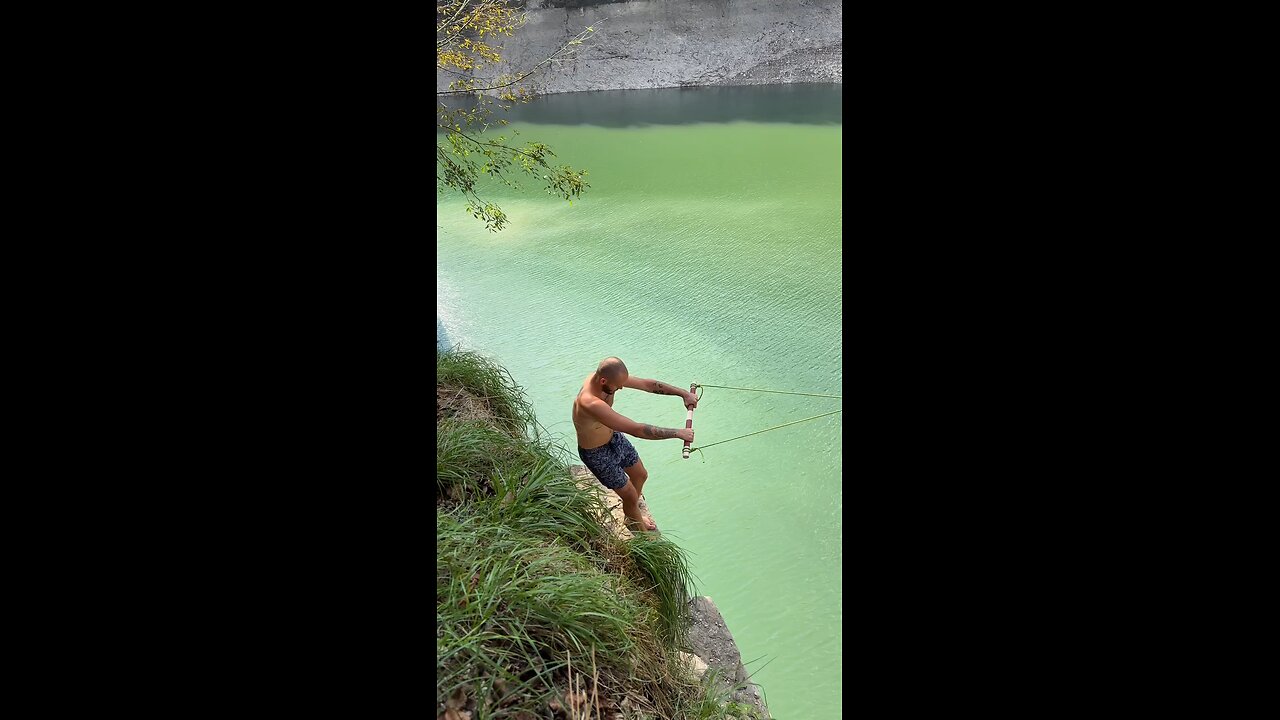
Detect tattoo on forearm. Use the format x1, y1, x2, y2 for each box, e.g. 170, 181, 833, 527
653, 381, 665, 395
642, 424, 678, 439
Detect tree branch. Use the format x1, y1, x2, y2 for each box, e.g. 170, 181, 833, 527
436, 22, 597, 96
448, 128, 550, 164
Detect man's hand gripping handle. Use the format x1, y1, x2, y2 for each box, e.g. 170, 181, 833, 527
682, 383, 696, 459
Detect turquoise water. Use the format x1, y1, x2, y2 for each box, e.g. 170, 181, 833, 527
437, 85, 842, 718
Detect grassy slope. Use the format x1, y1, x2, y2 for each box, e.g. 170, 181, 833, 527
437, 348, 763, 720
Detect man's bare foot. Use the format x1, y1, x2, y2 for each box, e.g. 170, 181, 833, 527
626, 514, 657, 532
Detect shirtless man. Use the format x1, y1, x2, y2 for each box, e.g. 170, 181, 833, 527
572, 357, 697, 531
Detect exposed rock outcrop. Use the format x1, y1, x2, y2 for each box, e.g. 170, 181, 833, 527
687, 596, 770, 719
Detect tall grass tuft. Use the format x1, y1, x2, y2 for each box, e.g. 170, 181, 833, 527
436, 419, 519, 501
627, 532, 694, 648
678, 667, 768, 720
437, 347, 535, 436
438, 510, 673, 717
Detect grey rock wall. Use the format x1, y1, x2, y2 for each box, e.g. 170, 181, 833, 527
439, 0, 841, 95
687, 595, 771, 719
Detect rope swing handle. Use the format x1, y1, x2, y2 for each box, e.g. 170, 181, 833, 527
682, 382, 696, 460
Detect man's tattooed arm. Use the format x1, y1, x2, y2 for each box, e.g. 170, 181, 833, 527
649, 380, 681, 396
640, 424, 680, 440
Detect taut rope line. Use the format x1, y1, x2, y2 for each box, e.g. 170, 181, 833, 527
678, 381, 841, 460
687, 409, 842, 456
692, 383, 841, 399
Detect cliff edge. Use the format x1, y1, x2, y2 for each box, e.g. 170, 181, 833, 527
572, 464, 771, 719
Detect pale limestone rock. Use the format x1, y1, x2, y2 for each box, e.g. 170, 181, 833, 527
677, 650, 710, 679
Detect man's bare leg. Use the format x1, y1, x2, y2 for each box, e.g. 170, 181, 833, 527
615, 480, 655, 531
624, 459, 649, 505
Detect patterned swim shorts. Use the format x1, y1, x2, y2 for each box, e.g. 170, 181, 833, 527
578, 431, 640, 490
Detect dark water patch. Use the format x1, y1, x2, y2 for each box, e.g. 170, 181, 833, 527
437, 317, 452, 350
442, 84, 842, 128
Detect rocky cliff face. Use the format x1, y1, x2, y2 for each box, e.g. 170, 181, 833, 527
686, 596, 771, 719
440, 0, 842, 95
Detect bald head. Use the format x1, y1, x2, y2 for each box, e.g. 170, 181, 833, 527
596, 357, 628, 381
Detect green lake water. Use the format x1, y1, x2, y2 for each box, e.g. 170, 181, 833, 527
437, 84, 842, 719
